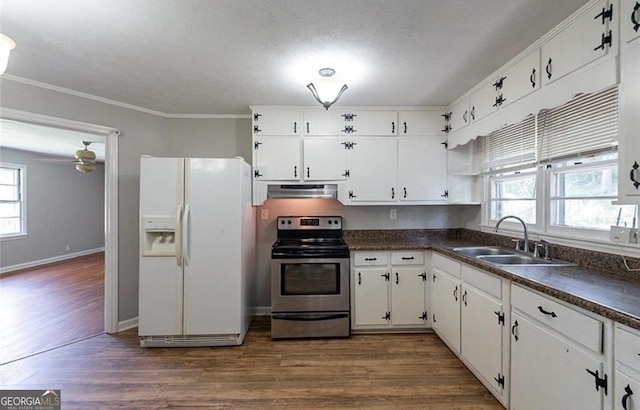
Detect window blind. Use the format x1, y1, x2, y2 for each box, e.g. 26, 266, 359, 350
478, 114, 536, 171
537, 86, 618, 162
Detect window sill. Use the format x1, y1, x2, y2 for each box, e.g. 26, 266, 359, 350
0, 233, 28, 241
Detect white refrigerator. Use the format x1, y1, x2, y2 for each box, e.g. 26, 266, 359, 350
138, 157, 255, 347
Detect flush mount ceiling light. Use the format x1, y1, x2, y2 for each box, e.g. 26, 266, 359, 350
0, 33, 16, 75
306, 68, 348, 110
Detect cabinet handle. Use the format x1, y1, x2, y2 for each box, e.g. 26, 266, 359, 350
511, 320, 519, 342
462, 290, 468, 306
633, 2, 640, 32
433, 313, 437, 323
293, 122, 297, 133
530, 68, 536, 88
630, 161, 640, 189
293, 166, 297, 178
546, 58, 553, 80
364, 257, 377, 261
401, 256, 414, 260
623, 384, 634, 410
537, 305, 558, 318
395, 272, 399, 284
306, 167, 310, 178
470, 106, 475, 121
403, 187, 407, 198
462, 110, 468, 123
358, 272, 362, 285
391, 187, 395, 199
391, 122, 395, 134
403, 122, 407, 134
453, 286, 458, 301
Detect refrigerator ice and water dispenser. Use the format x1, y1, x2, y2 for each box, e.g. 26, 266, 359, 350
141, 216, 177, 256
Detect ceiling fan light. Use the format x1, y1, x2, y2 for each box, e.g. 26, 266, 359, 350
75, 163, 96, 174
0, 33, 16, 75
307, 68, 348, 110
75, 148, 96, 162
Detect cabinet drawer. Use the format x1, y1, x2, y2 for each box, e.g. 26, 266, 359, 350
391, 251, 424, 265
616, 325, 640, 370
461, 265, 502, 299
432, 253, 461, 277
353, 252, 388, 266
512, 285, 602, 352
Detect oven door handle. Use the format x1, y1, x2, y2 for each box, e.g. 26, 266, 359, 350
272, 313, 349, 321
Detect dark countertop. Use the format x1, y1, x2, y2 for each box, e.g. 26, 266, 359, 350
344, 231, 640, 331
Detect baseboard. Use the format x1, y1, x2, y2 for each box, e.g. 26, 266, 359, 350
0, 247, 105, 276
118, 317, 138, 332
254, 306, 271, 316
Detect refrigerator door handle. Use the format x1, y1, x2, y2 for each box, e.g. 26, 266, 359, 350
183, 203, 191, 266
175, 203, 183, 267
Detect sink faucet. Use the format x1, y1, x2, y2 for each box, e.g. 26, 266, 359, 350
494, 215, 529, 253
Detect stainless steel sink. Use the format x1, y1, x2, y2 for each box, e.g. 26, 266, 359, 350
451, 246, 517, 257
451, 246, 575, 267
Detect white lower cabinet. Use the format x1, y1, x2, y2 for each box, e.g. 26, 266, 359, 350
351, 251, 428, 332
431, 267, 461, 352
614, 324, 640, 410
510, 285, 609, 410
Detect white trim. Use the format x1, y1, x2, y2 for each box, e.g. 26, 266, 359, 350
118, 317, 138, 332
254, 306, 272, 316
2, 75, 249, 119
0, 247, 104, 275
0, 108, 120, 334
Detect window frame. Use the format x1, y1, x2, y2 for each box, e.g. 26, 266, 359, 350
486, 166, 539, 232
0, 163, 27, 240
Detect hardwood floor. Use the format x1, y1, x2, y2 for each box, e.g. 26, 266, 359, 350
0, 252, 104, 364
0, 317, 503, 409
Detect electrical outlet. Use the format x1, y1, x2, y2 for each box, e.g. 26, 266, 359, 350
390, 209, 397, 220
65, 245, 70, 251
260, 209, 269, 221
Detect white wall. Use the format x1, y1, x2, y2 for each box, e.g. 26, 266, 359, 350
0, 147, 105, 269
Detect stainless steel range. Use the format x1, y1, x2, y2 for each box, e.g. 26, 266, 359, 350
270, 216, 350, 339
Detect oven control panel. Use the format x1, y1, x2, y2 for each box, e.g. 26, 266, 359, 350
276, 216, 342, 230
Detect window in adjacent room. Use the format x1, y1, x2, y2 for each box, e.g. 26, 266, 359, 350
0, 164, 26, 237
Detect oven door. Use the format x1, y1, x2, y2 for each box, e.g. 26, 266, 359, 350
271, 257, 349, 313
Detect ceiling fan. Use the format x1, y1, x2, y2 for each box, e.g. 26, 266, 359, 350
74, 141, 98, 173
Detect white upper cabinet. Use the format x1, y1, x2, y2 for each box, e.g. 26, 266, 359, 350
252, 109, 301, 136
501, 49, 541, 107
448, 98, 470, 133
347, 111, 398, 136
347, 137, 398, 202
303, 111, 347, 135
398, 137, 448, 202
469, 81, 499, 123
253, 137, 301, 180
618, 34, 640, 202
541, 0, 613, 85
302, 137, 349, 181
621, 0, 640, 43
398, 111, 445, 136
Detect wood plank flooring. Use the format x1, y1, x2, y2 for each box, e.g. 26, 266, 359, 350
0, 317, 504, 409
0, 252, 104, 364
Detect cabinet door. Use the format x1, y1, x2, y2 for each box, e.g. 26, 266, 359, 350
348, 138, 397, 202
353, 267, 390, 326
501, 49, 541, 107
469, 81, 498, 123
431, 269, 461, 353
253, 137, 301, 181
448, 98, 470, 133
303, 111, 347, 135
303, 138, 348, 180
390, 267, 426, 326
541, 0, 610, 85
510, 312, 605, 410
615, 371, 640, 410
398, 137, 448, 202
622, 0, 640, 44
252, 109, 301, 136
349, 111, 398, 136
619, 40, 640, 202
398, 111, 445, 136
461, 285, 504, 393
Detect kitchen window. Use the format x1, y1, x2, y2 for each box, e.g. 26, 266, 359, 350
488, 168, 537, 225
0, 164, 26, 238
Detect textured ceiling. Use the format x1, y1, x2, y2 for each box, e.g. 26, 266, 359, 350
1, 0, 591, 115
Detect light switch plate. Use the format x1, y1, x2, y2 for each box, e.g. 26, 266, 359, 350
260, 209, 269, 220
390, 209, 397, 220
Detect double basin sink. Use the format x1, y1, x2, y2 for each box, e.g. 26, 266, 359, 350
451, 246, 575, 267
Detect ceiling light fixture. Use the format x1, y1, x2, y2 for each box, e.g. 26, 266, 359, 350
0, 33, 16, 75
306, 68, 348, 110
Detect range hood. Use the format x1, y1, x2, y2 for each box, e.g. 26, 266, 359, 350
267, 184, 338, 200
